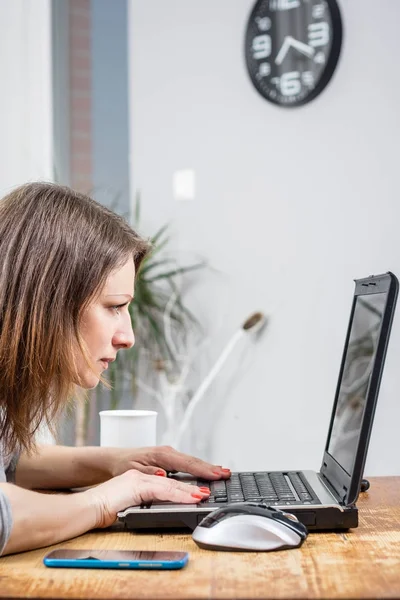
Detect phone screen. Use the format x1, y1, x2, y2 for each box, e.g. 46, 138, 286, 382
45, 549, 188, 563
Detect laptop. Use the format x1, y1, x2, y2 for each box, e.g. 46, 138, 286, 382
119, 272, 398, 531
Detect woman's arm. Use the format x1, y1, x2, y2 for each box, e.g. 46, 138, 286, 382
0, 482, 96, 555
15, 445, 115, 489
16, 444, 231, 490
0, 469, 209, 556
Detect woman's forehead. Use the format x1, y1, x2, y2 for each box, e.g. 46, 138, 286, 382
102, 258, 135, 296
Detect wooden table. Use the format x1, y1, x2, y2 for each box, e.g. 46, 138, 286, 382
1, 476, 400, 599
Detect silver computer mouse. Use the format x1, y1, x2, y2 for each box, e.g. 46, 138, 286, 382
192, 503, 308, 552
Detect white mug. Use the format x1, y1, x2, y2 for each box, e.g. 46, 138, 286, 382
99, 410, 158, 448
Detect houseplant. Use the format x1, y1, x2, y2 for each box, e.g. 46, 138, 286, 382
74, 195, 206, 445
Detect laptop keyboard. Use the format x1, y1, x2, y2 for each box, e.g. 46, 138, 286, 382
197, 471, 320, 506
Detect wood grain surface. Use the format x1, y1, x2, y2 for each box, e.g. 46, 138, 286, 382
1, 476, 399, 599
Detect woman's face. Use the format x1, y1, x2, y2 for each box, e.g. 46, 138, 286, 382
76, 257, 136, 389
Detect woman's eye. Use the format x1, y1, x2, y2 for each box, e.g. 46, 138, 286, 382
110, 303, 127, 316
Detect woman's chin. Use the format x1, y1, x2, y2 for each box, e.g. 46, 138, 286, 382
75, 371, 101, 390
84, 379, 101, 390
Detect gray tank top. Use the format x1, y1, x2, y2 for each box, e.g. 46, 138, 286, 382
0, 444, 19, 555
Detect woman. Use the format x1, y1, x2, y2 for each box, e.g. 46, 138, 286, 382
0, 182, 230, 556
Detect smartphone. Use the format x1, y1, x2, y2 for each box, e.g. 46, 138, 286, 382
43, 549, 189, 570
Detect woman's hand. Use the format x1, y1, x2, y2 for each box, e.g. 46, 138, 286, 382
85, 468, 211, 528
1, 469, 211, 554
105, 445, 231, 481
16, 445, 230, 491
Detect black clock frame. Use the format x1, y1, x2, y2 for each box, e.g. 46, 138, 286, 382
244, 0, 343, 108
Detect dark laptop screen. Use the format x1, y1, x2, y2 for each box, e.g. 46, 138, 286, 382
327, 291, 387, 475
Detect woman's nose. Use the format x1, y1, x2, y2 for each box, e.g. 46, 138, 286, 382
113, 324, 135, 350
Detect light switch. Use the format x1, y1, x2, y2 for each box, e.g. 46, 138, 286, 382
173, 169, 195, 201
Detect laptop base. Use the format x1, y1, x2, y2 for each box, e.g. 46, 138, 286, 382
119, 504, 358, 532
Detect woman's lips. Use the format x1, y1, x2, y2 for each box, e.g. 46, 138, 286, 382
100, 359, 113, 370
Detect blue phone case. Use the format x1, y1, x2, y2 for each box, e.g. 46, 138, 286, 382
43, 553, 189, 570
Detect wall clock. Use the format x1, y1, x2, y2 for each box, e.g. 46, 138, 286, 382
244, 0, 342, 107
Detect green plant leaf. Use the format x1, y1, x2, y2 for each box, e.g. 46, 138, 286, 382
139, 258, 176, 276
143, 262, 206, 283
137, 306, 178, 364
107, 202, 206, 408
150, 223, 170, 245
146, 236, 171, 259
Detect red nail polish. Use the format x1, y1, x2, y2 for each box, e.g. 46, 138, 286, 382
192, 493, 203, 499
199, 487, 210, 493
213, 468, 231, 475
155, 470, 166, 476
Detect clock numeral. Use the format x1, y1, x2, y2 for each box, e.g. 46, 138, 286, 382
308, 22, 330, 47
302, 71, 314, 88
314, 51, 326, 64
312, 3, 325, 19
270, 0, 300, 11
255, 16, 271, 31
280, 71, 301, 96
256, 62, 271, 79
252, 34, 271, 59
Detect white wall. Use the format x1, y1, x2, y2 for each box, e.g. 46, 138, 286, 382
129, 0, 400, 475
0, 0, 53, 196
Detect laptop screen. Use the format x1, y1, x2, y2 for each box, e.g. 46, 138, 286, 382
327, 291, 388, 475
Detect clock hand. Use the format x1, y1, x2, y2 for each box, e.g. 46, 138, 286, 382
288, 37, 315, 58
275, 36, 292, 66
275, 36, 314, 66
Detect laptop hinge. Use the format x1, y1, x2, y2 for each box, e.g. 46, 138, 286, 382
320, 472, 346, 505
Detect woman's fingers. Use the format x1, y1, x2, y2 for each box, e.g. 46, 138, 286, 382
131, 470, 210, 504
152, 446, 231, 480
86, 469, 211, 530
128, 462, 167, 477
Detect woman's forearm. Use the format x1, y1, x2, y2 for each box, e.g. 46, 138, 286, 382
15, 445, 115, 490
0, 483, 97, 555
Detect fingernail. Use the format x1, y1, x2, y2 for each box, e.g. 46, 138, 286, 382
213, 468, 231, 475
155, 470, 166, 476
199, 487, 210, 493
192, 493, 203, 499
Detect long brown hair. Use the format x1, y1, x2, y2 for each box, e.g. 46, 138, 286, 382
0, 182, 150, 454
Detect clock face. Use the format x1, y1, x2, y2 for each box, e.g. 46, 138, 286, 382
244, 0, 342, 107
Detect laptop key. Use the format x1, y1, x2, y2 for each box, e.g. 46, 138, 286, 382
211, 481, 227, 489
202, 471, 317, 507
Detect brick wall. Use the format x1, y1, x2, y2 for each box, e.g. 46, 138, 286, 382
68, 0, 92, 193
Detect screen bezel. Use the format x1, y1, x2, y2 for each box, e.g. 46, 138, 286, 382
320, 272, 398, 507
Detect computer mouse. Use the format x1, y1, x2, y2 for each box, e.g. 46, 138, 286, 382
192, 503, 308, 552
